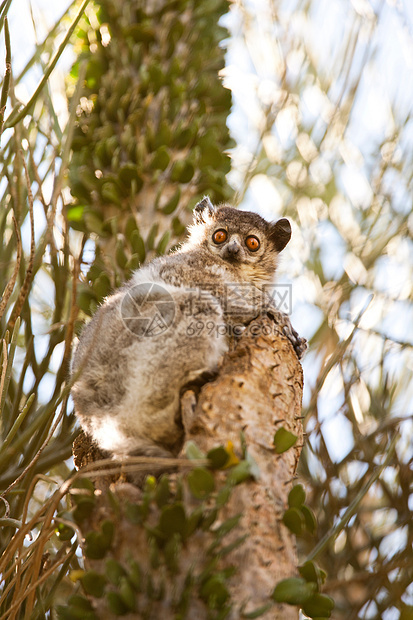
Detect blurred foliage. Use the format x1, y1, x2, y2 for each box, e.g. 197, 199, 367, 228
56, 447, 267, 620
226, 1, 413, 618
0, 1, 90, 614
67, 0, 233, 316
0, 0, 232, 617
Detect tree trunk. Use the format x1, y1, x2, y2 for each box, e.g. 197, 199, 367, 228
69, 0, 233, 319
72, 316, 303, 619
183, 316, 303, 618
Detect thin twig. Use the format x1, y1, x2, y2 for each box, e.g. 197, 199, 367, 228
0, 494, 10, 518
47, 59, 87, 245
0, 216, 22, 322
305, 433, 399, 563
59, 235, 86, 381
8, 152, 36, 331
3, 0, 90, 130
3, 394, 68, 496
0, 339, 7, 400
0, 15, 11, 137
0, 546, 76, 620
0, 0, 12, 31
10, 473, 59, 616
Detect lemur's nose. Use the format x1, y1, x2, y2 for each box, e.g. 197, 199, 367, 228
226, 241, 240, 256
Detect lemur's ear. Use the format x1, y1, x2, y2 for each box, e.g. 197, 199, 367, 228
269, 218, 291, 252
193, 196, 216, 224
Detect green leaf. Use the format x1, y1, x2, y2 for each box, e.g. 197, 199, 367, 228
159, 503, 187, 538
146, 223, 158, 250
288, 484, 306, 509
84, 532, 106, 560
101, 181, 121, 205
172, 216, 186, 236
57, 595, 96, 620
164, 532, 182, 572
57, 608, 95, 620
186, 507, 204, 537
273, 427, 298, 453
156, 230, 171, 255
84, 520, 114, 559
226, 460, 252, 486
84, 210, 105, 235
71, 478, 95, 493
150, 146, 170, 171
282, 507, 304, 536
241, 603, 274, 618
127, 559, 142, 591
162, 188, 181, 214
80, 571, 106, 598
125, 215, 139, 240
219, 534, 248, 557
207, 446, 230, 469
186, 441, 206, 461
144, 475, 157, 492
119, 576, 136, 610
66, 205, 85, 222
125, 502, 143, 525
170, 160, 194, 183
92, 272, 112, 299
130, 230, 146, 263
246, 450, 261, 480
155, 475, 171, 508
125, 253, 140, 271
119, 163, 142, 188
188, 467, 215, 499
301, 504, 317, 535
174, 126, 194, 149
77, 289, 98, 316
201, 508, 218, 530
101, 520, 115, 546
106, 591, 129, 616
72, 496, 96, 523
116, 240, 128, 269
67, 595, 95, 611
302, 593, 335, 618
271, 577, 317, 605
216, 486, 232, 508
298, 561, 326, 588
200, 575, 229, 609
199, 144, 223, 168
55, 516, 75, 541
105, 558, 127, 586
214, 514, 242, 538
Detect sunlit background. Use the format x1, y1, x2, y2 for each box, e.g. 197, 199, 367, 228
1, 0, 413, 617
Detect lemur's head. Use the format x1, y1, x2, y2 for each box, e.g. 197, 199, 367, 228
186, 196, 291, 285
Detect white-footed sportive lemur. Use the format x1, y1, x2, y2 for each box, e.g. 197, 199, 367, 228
71, 197, 307, 461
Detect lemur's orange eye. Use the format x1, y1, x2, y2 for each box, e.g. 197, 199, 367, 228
245, 235, 260, 251
212, 229, 227, 244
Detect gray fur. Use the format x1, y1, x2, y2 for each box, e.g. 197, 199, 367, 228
71, 200, 306, 461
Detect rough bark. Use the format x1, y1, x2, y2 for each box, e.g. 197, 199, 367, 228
72, 315, 303, 619
183, 316, 303, 618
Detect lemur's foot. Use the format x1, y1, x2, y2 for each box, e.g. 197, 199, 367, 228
266, 307, 307, 360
